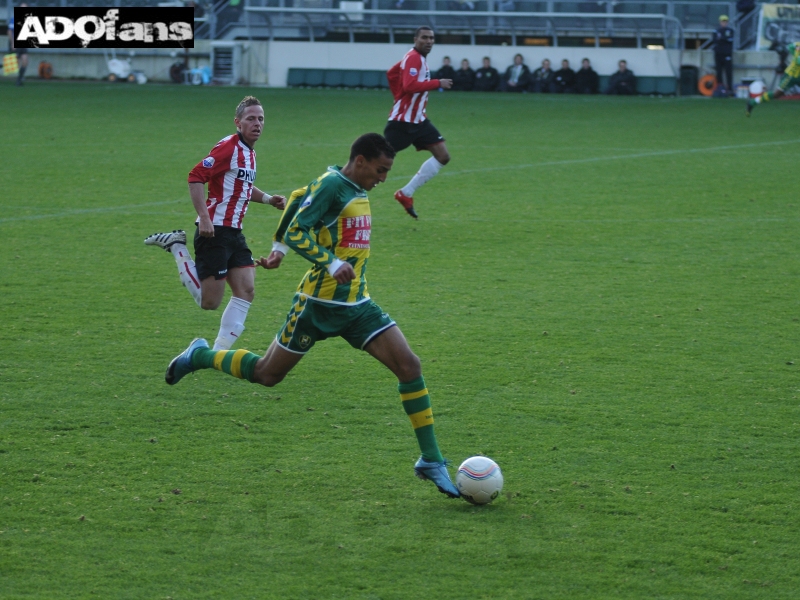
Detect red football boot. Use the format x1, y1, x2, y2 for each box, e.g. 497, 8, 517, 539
394, 190, 418, 219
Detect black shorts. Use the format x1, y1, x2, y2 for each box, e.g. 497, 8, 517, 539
193, 225, 253, 281
383, 119, 445, 153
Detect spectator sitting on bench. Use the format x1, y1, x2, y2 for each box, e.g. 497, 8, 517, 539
553, 59, 576, 93
575, 58, 599, 94
502, 54, 530, 92
453, 59, 475, 91
606, 60, 636, 95
474, 56, 500, 92
436, 56, 456, 81
529, 58, 555, 93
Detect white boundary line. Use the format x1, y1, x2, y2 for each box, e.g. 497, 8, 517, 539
0, 199, 185, 224
389, 138, 800, 181
2, 139, 799, 224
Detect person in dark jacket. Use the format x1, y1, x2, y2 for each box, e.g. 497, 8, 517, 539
452, 58, 475, 91
736, 0, 755, 18
574, 58, 599, 94
502, 53, 530, 92
606, 59, 636, 95
473, 56, 500, 92
529, 58, 556, 93
712, 14, 734, 94
436, 56, 456, 81
553, 59, 576, 93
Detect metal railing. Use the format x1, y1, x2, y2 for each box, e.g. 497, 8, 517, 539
242, 5, 684, 51
2, 0, 753, 49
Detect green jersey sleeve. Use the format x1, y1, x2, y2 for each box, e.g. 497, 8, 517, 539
283, 172, 340, 272
272, 186, 307, 254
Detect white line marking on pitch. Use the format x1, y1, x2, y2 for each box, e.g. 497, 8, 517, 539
0, 199, 185, 223
2, 139, 798, 224
388, 138, 800, 180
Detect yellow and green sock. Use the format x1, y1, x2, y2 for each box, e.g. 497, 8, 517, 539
192, 347, 260, 382
749, 91, 773, 108
399, 376, 444, 463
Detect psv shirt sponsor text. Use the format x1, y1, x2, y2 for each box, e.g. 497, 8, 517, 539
236, 168, 256, 183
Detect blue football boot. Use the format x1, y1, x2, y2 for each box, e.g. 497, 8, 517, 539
165, 338, 208, 385
414, 456, 460, 498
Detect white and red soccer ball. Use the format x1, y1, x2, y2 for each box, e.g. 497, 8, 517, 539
456, 456, 504, 505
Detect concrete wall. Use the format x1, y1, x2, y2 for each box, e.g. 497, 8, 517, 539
15, 40, 780, 88
266, 42, 683, 86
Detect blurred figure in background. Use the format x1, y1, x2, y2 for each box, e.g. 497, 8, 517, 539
436, 56, 456, 81
474, 56, 500, 92
530, 58, 555, 93
575, 58, 599, 94
712, 14, 735, 94
453, 58, 475, 91
7, 3, 29, 86
747, 41, 800, 115
553, 59, 576, 93
502, 53, 530, 92
606, 60, 636, 95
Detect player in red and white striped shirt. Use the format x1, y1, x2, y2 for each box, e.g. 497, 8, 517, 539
384, 26, 452, 218
144, 96, 286, 351
188, 132, 257, 230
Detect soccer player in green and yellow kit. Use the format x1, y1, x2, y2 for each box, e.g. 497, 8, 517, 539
165, 133, 459, 498
747, 41, 800, 116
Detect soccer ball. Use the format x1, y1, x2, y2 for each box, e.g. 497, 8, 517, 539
456, 456, 503, 505
749, 80, 765, 98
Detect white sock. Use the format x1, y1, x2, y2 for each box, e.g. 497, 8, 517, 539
213, 296, 251, 350
170, 244, 202, 307
401, 157, 444, 197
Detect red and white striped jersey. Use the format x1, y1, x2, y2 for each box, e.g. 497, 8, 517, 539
188, 133, 257, 230
387, 48, 441, 124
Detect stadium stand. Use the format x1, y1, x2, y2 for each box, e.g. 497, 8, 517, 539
2, 0, 745, 52
222, 0, 745, 50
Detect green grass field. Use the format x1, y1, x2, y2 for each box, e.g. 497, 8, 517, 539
1, 79, 798, 599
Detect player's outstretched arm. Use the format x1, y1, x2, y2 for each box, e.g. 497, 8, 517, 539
403, 77, 442, 94
253, 186, 287, 210
255, 251, 285, 270
401, 55, 443, 94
